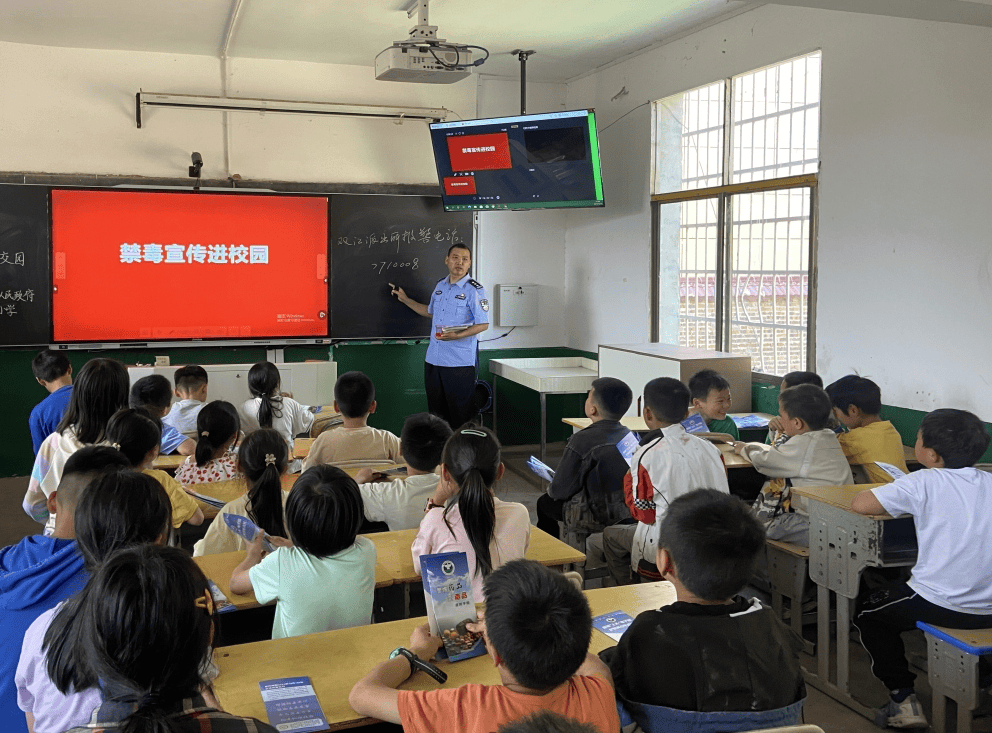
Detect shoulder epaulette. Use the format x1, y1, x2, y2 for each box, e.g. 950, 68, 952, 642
436, 276, 447, 284
468, 279, 484, 290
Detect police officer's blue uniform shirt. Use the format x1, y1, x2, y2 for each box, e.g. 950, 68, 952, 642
425, 274, 489, 367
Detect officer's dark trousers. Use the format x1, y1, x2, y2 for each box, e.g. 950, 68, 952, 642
425, 363, 476, 430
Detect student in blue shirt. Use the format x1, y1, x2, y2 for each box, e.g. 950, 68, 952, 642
390, 242, 489, 429
129, 375, 195, 456
29, 351, 73, 455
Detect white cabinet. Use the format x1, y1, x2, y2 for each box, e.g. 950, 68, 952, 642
598, 343, 751, 416
127, 361, 337, 408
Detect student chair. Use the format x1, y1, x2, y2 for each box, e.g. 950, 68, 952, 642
917, 623, 992, 733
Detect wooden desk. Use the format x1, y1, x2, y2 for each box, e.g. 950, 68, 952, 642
562, 413, 774, 433
904, 444, 920, 466
791, 483, 917, 719
189, 475, 300, 520
212, 581, 675, 731
152, 453, 185, 472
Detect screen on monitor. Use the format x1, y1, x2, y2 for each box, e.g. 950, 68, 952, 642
50, 189, 329, 343
429, 109, 605, 211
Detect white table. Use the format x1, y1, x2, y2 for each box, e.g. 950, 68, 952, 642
489, 357, 598, 464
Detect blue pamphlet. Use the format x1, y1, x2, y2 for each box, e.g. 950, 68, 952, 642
223, 514, 275, 552
592, 610, 635, 641
206, 580, 235, 614
616, 431, 639, 463
420, 552, 485, 662
680, 413, 708, 433
259, 676, 327, 733
731, 414, 770, 429
527, 456, 555, 481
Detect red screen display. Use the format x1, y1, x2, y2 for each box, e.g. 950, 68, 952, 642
446, 133, 512, 172
443, 176, 477, 196
51, 190, 329, 342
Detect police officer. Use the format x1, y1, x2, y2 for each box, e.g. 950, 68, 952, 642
390, 242, 489, 429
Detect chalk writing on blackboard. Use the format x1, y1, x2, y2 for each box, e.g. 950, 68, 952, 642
0, 252, 25, 266
119, 243, 270, 265
335, 226, 460, 253
0, 290, 34, 301
371, 259, 420, 276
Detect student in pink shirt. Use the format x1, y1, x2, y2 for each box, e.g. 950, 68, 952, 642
412, 425, 530, 600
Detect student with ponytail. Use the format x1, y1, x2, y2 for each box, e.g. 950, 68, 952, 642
411, 425, 530, 600
103, 409, 204, 529
55, 544, 277, 733
239, 361, 314, 472
193, 429, 289, 557
175, 401, 242, 487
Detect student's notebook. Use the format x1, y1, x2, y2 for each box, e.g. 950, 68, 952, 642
258, 677, 327, 733
420, 552, 486, 662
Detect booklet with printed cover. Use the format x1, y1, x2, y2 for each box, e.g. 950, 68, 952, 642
680, 413, 708, 433
592, 611, 635, 641
420, 551, 486, 662
223, 514, 275, 552
258, 677, 327, 733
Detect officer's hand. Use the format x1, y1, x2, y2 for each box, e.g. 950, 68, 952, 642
390, 283, 406, 301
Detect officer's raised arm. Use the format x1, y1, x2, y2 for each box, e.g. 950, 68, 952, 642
390, 283, 430, 318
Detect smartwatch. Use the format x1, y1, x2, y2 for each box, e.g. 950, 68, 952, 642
390, 646, 448, 684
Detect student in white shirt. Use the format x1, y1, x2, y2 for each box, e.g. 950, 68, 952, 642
163, 365, 208, 437
354, 412, 453, 531
240, 361, 314, 472
852, 408, 992, 730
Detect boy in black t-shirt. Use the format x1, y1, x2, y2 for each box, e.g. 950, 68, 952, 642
601, 489, 805, 726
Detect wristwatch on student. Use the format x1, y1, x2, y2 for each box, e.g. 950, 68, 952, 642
390, 647, 448, 684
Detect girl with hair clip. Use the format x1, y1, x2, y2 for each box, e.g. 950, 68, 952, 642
229, 464, 376, 639
412, 425, 531, 600
104, 408, 204, 529
175, 401, 242, 487
193, 429, 290, 557
16, 470, 173, 733
53, 544, 277, 733
24, 357, 130, 535
239, 361, 314, 472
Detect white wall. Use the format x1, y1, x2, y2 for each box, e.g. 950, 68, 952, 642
564, 5, 992, 417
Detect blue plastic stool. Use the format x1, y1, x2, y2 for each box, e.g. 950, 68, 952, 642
917, 622, 992, 733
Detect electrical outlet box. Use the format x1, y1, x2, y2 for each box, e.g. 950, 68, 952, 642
494, 284, 538, 327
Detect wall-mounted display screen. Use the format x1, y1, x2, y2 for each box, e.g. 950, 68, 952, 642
429, 109, 605, 211
50, 189, 329, 343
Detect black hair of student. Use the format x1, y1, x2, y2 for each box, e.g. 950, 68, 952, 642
285, 465, 364, 558
643, 377, 691, 424
32, 349, 71, 383
401, 412, 453, 472
441, 424, 500, 577
497, 712, 599, 733
659, 488, 765, 601
129, 374, 173, 411
237, 428, 288, 538
247, 361, 284, 428
688, 368, 730, 401
173, 365, 208, 393
194, 401, 240, 467
334, 370, 376, 419
56, 358, 130, 444
55, 446, 132, 515
782, 371, 823, 389
920, 408, 991, 469
483, 560, 592, 690
589, 377, 633, 420
447, 241, 471, 257
104, 408, 162, 467
778, 383, 833, 431
47, 545, 213, 733
825, 374, 882, 415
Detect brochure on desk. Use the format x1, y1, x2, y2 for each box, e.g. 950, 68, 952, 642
420, 551, 485, 662
259, 676, 327, 733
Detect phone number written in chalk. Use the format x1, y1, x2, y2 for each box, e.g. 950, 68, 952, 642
372, 259, 419, 275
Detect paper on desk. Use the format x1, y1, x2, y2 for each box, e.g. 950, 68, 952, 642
223, 514, 275, 552
731, 414, 770, 429
874, 462, 907, 480
592, 611, 634, 641
259, 677, 328, 733
527, 456, 555, 481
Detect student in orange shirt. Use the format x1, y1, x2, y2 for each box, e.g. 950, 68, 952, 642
349, 560, 621, 733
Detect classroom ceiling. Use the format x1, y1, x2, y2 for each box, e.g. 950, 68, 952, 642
0, 0, 755, 82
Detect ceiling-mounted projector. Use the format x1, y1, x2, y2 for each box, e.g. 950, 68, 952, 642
375, 0, 488, 84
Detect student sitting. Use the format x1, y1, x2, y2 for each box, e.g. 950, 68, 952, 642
163, 364, 209, 437
1, 446, 129, 733
852, 409, 992, 729
193, 428, 289, 556
825, 375, 908, 483
349, 559, 621, 733
599, 378, 729, 586
601, 489, 806, 731
536, 377, 633, 541
16, 469, 172, 733
765, 371, 834, 445
240, 361, 314, 472
129, 374, 195, 456
498, 712, 600, 733
175, 401, 242, 487
230, 465, 376, 639
735, 384, 853, 547
353, 412, 452, 532
28, 350, 73, 455
52, 545, 278, 733
104, 408, 204, 529
412, 426, 531, 601
302, 370, 401, 470
24, 358, 130, 535
688, 369, 739, 440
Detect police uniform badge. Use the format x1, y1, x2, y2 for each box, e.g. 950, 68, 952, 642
480, 299, 490, 312
455, 293, 467, 300
468, 279, 484, 290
